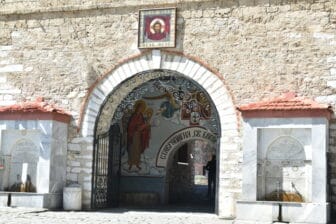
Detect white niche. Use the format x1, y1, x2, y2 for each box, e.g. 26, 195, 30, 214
257, 128, 312, 202
238, 117, 329, 224
9, 138, 39, 190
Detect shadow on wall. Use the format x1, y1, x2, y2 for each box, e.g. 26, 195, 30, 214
328, 119, 336, 222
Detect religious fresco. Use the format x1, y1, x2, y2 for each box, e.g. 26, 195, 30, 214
138, 8, 176, 48
124, 100, 152, 170
112, 75, 218, 177
181, 91, 211, 125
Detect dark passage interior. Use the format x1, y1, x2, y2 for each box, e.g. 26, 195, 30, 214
166, 141, 216, 212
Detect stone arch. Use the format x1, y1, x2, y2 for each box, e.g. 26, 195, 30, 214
11, 138, 39, 163
79, 50, 238, 138
267, 136, 305, 160
156, 127, 217, 168
80, 50, 239, 217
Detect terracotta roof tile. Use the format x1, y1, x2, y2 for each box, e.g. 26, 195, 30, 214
237, 92, 332, 119
238, 92, 331, 111
0, 97, 70, 115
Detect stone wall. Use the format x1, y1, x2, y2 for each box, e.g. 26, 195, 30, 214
1, 0, 336, 217
0, 0, 324, 15
1, 0, 336, 109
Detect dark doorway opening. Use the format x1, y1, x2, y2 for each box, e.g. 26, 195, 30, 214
166, 140, 216, 212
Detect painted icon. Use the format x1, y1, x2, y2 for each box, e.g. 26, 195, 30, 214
138, 8, 176, 48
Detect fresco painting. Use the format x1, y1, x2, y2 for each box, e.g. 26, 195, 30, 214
126, 100, 152, 170
112, 76, 216, 176
181, 91, 211, 125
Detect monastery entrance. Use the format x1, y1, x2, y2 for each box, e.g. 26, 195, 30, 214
91, 71, 220, 211
82, 51, 240, 217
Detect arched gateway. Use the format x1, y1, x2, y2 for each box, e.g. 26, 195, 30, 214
80, 50, 239, 217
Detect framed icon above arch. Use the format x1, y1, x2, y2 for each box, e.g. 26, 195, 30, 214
138, 8, 176, 48
79, 50, 240, 218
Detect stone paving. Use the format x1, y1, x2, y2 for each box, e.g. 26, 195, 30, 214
0, 207, 233, 224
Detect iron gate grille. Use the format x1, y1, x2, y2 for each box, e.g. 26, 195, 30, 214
92, 124, 121, 209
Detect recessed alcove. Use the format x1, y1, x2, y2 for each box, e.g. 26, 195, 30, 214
236, 93, 331, 224
0, 98, 71, 208
257, 128, 312, 203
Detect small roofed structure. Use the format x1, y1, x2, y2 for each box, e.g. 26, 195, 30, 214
237, 92, 332, 119
0, 97, 71, 123
0, 97, 71, 209
236, 92, 331, 224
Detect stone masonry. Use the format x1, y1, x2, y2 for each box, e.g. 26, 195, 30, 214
1, 0, 336, 220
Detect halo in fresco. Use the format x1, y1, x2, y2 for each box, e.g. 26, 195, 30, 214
110, 74, 219, 177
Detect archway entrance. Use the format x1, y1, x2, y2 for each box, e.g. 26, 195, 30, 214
166, 139, 216, 212
92, 71, 220, 212
83, 50, 240, 217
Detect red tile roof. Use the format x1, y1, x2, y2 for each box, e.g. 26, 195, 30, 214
0, 97, 71, 123
237, 92, 332, 119
0, 97, 68, 114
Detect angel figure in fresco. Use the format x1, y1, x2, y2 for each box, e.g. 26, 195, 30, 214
127, 100, 151, 170
156, 92, 180, 119
143, 90, 181, 124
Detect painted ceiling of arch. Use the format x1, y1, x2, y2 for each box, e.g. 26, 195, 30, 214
110, 74, 219, 177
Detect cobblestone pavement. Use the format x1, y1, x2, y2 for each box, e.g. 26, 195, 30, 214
0, 207, 233, 224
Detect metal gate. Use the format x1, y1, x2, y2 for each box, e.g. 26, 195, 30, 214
92, 124, 122, 209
